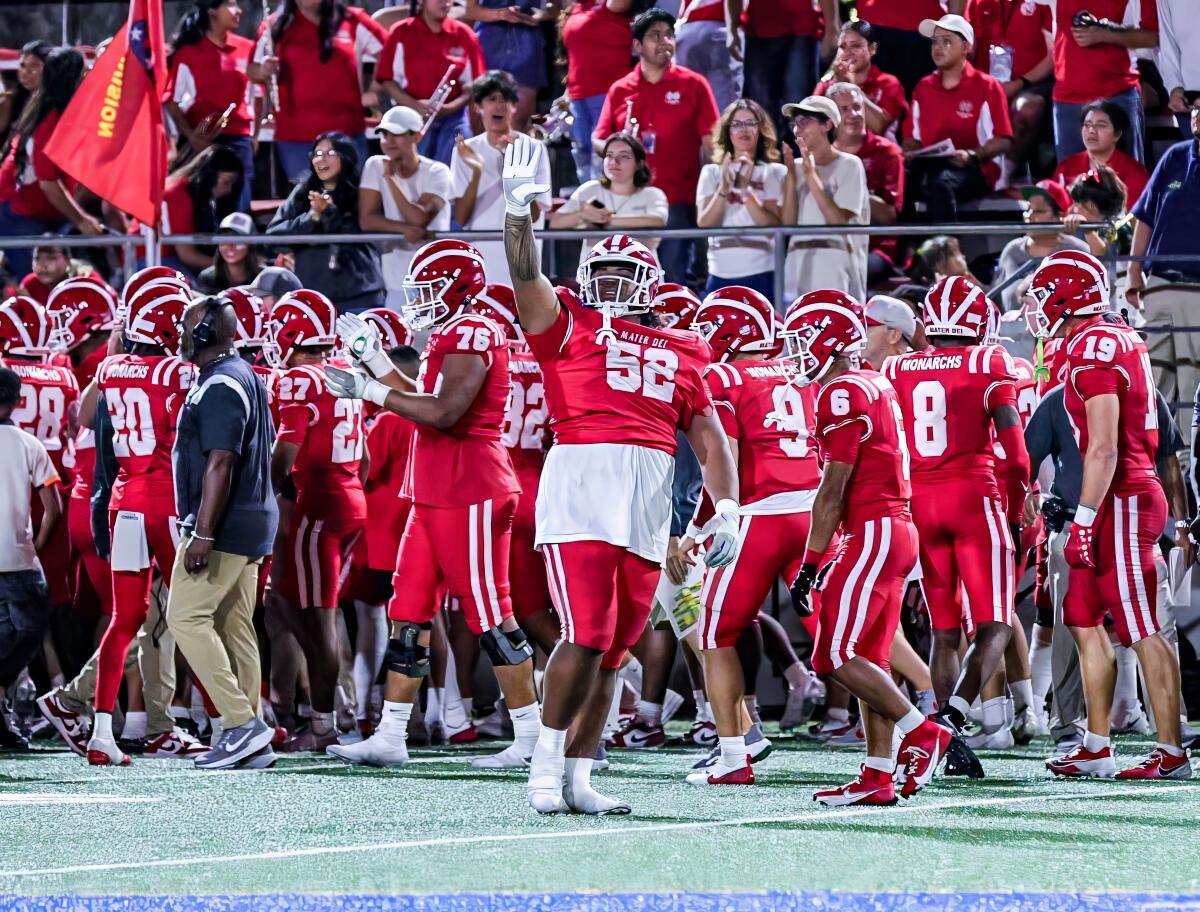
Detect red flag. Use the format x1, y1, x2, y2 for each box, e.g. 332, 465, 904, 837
45, 0, 168, 226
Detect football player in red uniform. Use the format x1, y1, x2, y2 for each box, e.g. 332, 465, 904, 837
86, 286, 195, 765
783, 291, 951, 807
266, 290, 368, 753
499, 135, 740, 815
683, 287, 818, 787
327, 240, 540, 772
1026, 252, 1190, 780
881, 277, 1029, 777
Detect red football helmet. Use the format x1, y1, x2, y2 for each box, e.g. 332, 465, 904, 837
923, 276, 990, 340
577, 234, 662, 317
265, 289, 337, 367
650, 283, 702, 330
121, 265, 189, 310
1023, 250, 1108, 339
780, 289, 866, 385
46, 278, 119, 351
220, 286, 269, 351
361, 307, 414, 350
0, 296, 52, 359
692, 286, 776, 362
124, 285, 189, 353
401, 239, 487, 331
473, 284, 523, 346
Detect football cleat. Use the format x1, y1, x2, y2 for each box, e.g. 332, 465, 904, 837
470, 742, 532, 769
527, 773, 567, 815
326, 732, 409, 768
448, 724, 479, 745
780, 675, 824, 732
563, 778, 632, 814
1045, 744, 1117, 779
897, 720, 953, 798
279, 729, 339, 754
235, 746, 278, 770
36, 692, 89, 756
682, 720, 718, 747
143, 728, 208, 759
86, 736, 131, 767
802, 717, 855, 741
814, 765, 898, 807
942, 734, 985, 779
610, 719, 666, 749
475, 708, 510, 740
195, 718, 275, 771
827, 722, 866, 749
1011, 706, 1049, 745
965, 727, 1015, 750
686, 756, 755, 786
1114, 749, 1192, 781
1111, 706, 1151, 735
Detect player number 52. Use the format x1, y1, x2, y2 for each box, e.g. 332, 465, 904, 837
605, 341, 678, 403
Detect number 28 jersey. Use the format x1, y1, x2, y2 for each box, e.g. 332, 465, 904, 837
9, 359, 79, 483
526, 289, 714, 452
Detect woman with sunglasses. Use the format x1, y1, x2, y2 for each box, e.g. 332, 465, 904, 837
1052, 100, 1148, 208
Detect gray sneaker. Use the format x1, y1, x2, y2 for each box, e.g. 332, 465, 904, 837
195, 718, 274, 770
235, 745, 277, 770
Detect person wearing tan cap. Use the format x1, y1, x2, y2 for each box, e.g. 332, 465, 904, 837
780, 95, 869, 303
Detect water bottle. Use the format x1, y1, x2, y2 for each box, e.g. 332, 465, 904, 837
990, 44, 1014, 83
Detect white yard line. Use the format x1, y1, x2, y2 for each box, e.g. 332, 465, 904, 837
0, 794, 160, 807
1, 783, 1195, 880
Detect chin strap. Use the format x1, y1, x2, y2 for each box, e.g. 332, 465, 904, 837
594, 307, 618, 347
1033, 337, 1050, 383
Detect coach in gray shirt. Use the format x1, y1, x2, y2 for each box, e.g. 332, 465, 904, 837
168, 297, 278, 771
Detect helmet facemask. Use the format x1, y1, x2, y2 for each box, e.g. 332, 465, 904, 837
400, 274, 454, 331
577, 257, 656, 319
1022, 285, 1056, 340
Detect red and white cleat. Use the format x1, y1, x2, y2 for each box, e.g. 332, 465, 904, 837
143, 728, 208, 759
897, 720, 953, 798
271, 726, 289, 749
813, 765, 897, 807
610, 719, 666, 749
36, 692, 89, 756
683, 720, 718, 748
447, 724, 479, 745
86, 736, 131, 767
686, 755, 754, 786
1045, 744, 1117, 778
1115, 748, 1192, 781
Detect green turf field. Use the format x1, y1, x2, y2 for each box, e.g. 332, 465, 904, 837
2, 726, 1198, 906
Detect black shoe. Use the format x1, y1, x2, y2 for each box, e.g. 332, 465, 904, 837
118, 737, 147, 755
943, 734, 985, 778
0, 715, 29, 751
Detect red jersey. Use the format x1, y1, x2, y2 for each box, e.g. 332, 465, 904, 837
966, 0, 1053, 80
526, 289, 714, 454
1063, 316, 1159, 497
503, 348, 549, 474
96, 354, 194, 514
883, 343, 1016, 493
1051, 0, 1156, 104
857, 0, 948, 31
745, 0, 821, 39
1011, 355, 1038, 427
363, 409, 415, 569
273, 360, 367, 515
9, 358, 79, 484
69, 343, 108, 502
376, 15, 486, 108
1053, 149, 1149, 209
0, 110, 68, 222
561, 0, 634, 100
704, 358, 820, 510
814, 369, 910, 525
401, 313, 519, 509
165, 34, 254, 137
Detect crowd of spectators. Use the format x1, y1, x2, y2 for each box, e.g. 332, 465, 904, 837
0, 0, 1198, 312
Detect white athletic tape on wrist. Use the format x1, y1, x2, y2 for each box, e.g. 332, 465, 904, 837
364, 379, 390, 408
1074, 505, 1097, 528
714, 499, 740, 519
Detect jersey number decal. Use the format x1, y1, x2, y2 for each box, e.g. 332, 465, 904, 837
13, 384, 66, 450
502, 381, 547, 450
456, 325, 495, 353
1081, 334, 1118, 362
890, 399, 912, 481
276, 374, 311, 401
911, 379, 948, 457
767, 384, 810, 457
605, 341, 678, 403
105, 387, 156, 457
331, 398, 364, 464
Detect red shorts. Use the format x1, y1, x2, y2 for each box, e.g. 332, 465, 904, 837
510, 469, 550, 622
280, 509, 363, 609
812, 514, 918, 676
388, 495, 517, 635
1064, 488, 1166, 647
699, 511, 810, 649
365, 492, 411, 573
542, 540, 660, 669
68, 493, 111, 615
912, 482, 1014, 632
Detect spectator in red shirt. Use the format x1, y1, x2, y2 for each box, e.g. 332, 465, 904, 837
0, 48, 100, 281
815, 20, 909, 141
828, 82, 905, 286
854, 0, 965, 96
251, 0, 386, 180
376, 0, 488, 166
559, 0, 636, 183
165, 1, 257, 212
1052, 100, 1148, 208
964, 0, 1053, 182
18, 244, 71, 305
594, 8, 720, 282
1048, 0, 1158, 164
903, 15, 1013, 224
745, 0, 837, 142
0, 41, 51, 142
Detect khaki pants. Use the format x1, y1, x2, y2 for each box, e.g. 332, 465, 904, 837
166, 540, 262, 729
58, 579, 176, 737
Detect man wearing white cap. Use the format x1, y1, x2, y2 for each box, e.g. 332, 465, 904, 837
862, 294, 922, 370
360, 106, 452, 309
903, 14, 1013, 223
780, 95, 868, 302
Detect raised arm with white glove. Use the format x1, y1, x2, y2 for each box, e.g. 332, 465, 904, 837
502, 134, 551, 217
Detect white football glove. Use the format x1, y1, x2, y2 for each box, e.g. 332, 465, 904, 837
502, 134, 549, 217
336, 313, 395, 380
325, 365, 389, 407
698, 499, 740, 568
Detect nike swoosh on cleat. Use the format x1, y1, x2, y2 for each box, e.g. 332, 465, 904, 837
223, 731, 253, 753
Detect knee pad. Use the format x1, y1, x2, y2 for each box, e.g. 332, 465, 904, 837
479, 625, 533, 667
382, 623, 431, 678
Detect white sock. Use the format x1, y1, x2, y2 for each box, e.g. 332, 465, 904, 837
298, 702, 312, 719
1012, 678, 1034, 714
701, 701, 714, 725
122, 711, 147, 741
509, 701, 541, 752
427, 687, 443, 726
719, 735, 747, 768
377, 701, 412, 747
1030, 630, 1053, 710
310, 711, 335, 736
896, 708, 925, 736
1158, 742, 1185, 758
1083, 730, 1110, 752
1113, 646, 1139, 710
635, 700, 662, 727
463, 696, 475, 719
351, 601, 387, 722
948, 695, 972, 719
826, 707, 850, 724
93, 712, 114, 742
692, 690, 708, 723
981, 697, 1007, 734
565, 756, 592, 794
604, 681, 623, 736
529, 725, 567, 786
915, 689, 938, 717
864, 755, 896, 774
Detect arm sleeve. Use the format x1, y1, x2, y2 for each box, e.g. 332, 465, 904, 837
31, 116, 64, 182
360, 156, 383, 193
196, 382, 250, 455
879, 74, 910, 123
879, 142, 905, 209
375, 30, 399, 84
645, 187, 669, 222
28, 438, 58, 489
694, 77, 720, 140
985, 78, 1014, 139
904, 92, 922, 143
593, 90, 617, 142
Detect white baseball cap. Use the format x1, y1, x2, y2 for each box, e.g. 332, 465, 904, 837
218, 211, 254, 235
866, 295, 918, 344
919, 14, 975, 47
377, 106, 424, 135
781, 95, 841, 129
